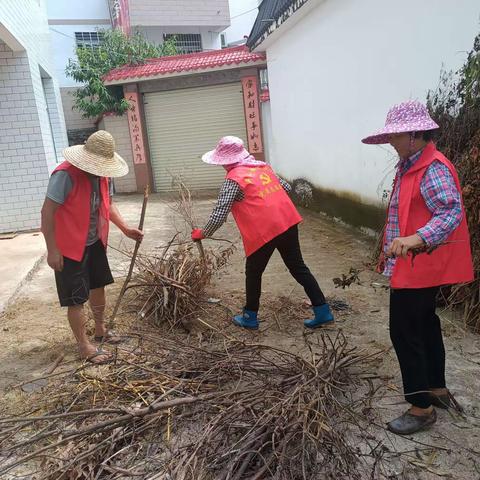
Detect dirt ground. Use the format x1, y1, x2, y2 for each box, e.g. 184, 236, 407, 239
1, 194, 480, 479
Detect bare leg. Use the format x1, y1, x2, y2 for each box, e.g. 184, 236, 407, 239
89, 287, 107, 338
89, 287, 122, 343
68, 305, 110, 363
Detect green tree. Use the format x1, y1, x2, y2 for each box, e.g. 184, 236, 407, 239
66, 29, 177, 118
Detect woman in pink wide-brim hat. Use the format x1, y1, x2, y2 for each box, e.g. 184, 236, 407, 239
362, 101, 473, 435
192, 136, 334, 330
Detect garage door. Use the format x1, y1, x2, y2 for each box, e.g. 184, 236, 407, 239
144, 83, 248, 192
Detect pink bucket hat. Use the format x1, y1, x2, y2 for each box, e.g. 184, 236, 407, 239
202, 136, 251, 165
362, 100, 439, 145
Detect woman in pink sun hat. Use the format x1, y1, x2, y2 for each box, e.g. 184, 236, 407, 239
362, 101, 473, 435
192, 136, 333, 330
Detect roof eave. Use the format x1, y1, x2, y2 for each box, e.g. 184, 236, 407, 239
103, 59, 268, 86
249, 0, 322, 52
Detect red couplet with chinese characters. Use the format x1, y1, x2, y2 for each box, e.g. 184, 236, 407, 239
125, 91, 146, 165
241, 76, 264, 155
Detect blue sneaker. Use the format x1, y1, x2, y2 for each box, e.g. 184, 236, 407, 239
233, 309, 259, 330
304, 304, 334, 329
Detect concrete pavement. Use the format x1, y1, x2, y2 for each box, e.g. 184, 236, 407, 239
0, 232, 46, 314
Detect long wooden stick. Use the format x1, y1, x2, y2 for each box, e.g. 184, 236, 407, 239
109, 185, 149, 329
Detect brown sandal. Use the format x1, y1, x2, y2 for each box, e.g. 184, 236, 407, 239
84, 348, 112, 365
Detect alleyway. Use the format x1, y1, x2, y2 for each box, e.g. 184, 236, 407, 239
1, 194, 479, 479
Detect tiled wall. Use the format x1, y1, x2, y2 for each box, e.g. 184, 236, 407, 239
129, 0, 230, 27
0, 0, 69, 233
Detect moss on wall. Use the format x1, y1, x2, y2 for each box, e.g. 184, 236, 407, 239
290, 179, 386, 234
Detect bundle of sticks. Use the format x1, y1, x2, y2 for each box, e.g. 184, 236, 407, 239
128, 237, 235, 329
0, 331, 383, 479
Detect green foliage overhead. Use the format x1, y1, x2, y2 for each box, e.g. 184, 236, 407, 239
66, 29, 177, 118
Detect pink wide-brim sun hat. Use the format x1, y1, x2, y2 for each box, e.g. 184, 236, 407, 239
202, 136, 251, 165
362, 100, 439, 145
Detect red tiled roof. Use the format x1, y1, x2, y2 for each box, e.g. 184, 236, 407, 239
104, 46, 266, 83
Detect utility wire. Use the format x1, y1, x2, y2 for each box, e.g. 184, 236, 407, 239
230, 6, 258, 20
49, 26, 77, 40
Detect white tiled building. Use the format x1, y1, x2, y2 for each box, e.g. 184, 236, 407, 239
0, 0, 68, 234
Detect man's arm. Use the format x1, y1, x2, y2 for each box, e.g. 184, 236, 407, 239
109, 200, 144, 242
41, 198, 63, 271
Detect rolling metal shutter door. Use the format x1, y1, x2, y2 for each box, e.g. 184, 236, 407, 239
144, 83, 248, 192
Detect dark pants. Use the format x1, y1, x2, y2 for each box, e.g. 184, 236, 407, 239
55, 240, 114, 307
389, 287, 446, 408
245, 225, 326, 312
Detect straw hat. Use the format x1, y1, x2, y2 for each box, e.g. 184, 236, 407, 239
362, 101, 439, 145
63, 130, 129, 178
202, 136, 251, 166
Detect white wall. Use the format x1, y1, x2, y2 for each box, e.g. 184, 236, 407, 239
265, 0, 480, 206
139, 26, 222, 51
49, 24, 111, 87
47, 0, 111, 87
225, 0, 259, 44
46, 0, 110, 20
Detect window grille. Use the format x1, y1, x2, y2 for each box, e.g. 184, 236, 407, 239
164, 34, 203, 54
75, 32, 104, 49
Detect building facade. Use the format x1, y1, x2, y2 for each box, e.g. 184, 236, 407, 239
47, 0, 111, 145
248, 0, 480, 231
47, 0, 231, 144
0, 0, 68, 234
101, 46, 267, 194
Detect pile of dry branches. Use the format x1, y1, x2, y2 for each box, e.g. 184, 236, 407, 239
0, 331, 382, 479
121, 178, 235, 329
128, 238, 235, 329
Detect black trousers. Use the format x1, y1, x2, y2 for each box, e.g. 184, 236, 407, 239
245, 225, 326, 312
389, 287, 446, 408
55, 241, 114, 307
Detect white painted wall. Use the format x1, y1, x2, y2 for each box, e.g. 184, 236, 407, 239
139, 26, 222, 51
49, 24, 111, 87
47, 0, 111, 87
264, 0, 480, 206
46, 0, 110, 20
225, 0, 259, 45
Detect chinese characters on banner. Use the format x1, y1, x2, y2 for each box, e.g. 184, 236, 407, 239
125, 92, 146, 165
108, 0, 131, 35
241, 76, 263, 154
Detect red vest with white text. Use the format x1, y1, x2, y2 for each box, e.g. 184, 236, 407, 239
390, 143, 473, 288
53, 162, 110, 261
227, 164, 302, 257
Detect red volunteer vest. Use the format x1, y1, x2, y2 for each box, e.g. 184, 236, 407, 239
53, 162, 110, 261
227, 164, 302, 257
388, 142, 473, 288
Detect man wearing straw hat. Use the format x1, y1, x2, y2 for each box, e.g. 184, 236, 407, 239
362, 101, 473, 434
41, 131, 144, 364
191, 136, 334, 330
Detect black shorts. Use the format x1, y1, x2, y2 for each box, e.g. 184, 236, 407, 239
55, 240, 114, 307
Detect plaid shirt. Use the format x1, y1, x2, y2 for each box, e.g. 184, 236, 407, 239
383, 149, 463, 277
203, 177, 291, 237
